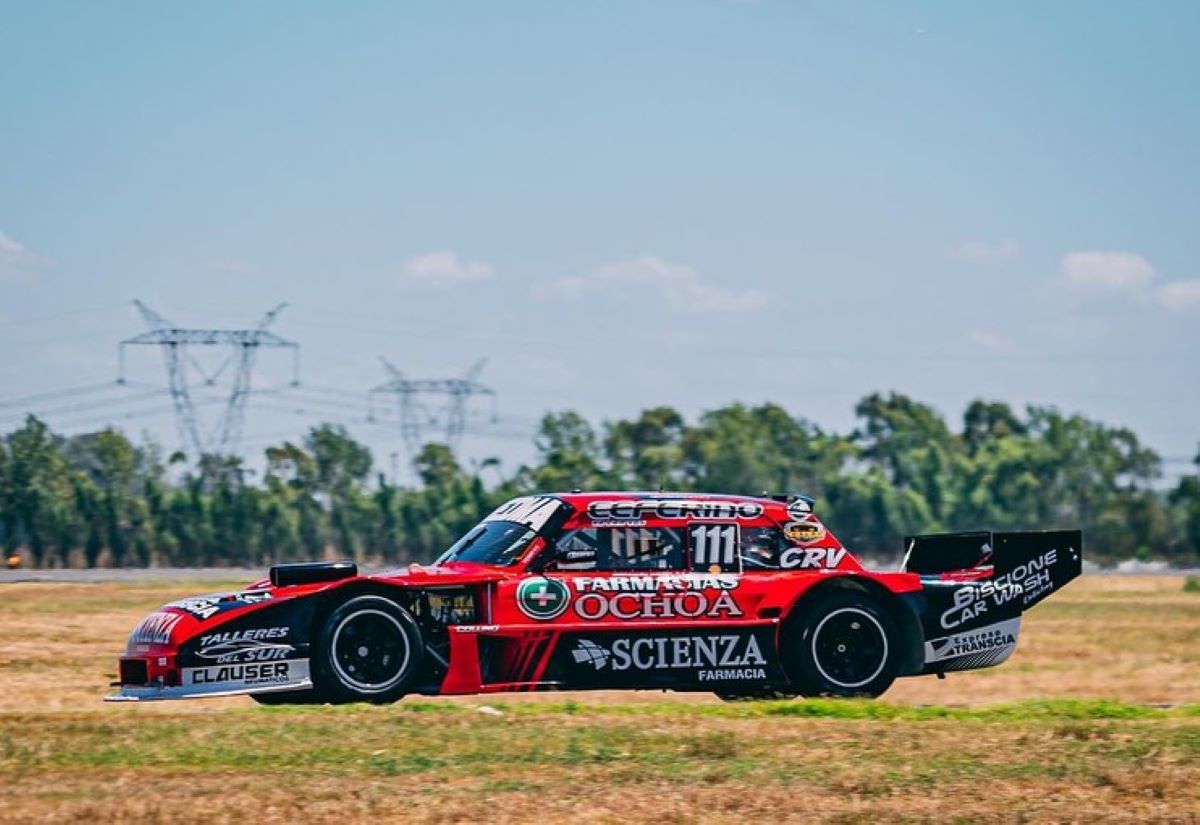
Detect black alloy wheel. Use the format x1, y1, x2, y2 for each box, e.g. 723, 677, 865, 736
315, 595, 423, 704
786, 590, 899, 698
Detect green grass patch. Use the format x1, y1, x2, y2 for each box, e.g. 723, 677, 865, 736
488, 696, 1191, 722
1, 697, 1195, 814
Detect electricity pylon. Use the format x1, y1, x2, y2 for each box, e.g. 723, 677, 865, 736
118, 301, 299, 455
368, 358, 496, 456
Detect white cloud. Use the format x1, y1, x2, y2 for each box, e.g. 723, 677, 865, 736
1056, 250, 1199, 312
0, 231, 23, 255
954, 239, 1020, 262
398, 250, 493, 286
0, 230, 43, 283
1154, 280, 1200, 311
1061, 251, 1156, 292
537, 254, 767, 313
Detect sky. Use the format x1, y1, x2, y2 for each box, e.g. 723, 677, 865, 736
1, 1, 1198, 484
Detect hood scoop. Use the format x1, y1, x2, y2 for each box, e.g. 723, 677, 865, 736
269, 561, 357, 587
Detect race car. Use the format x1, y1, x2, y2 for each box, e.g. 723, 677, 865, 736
108, 492, 1082, 703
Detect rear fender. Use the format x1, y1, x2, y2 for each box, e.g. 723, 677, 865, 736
781, 576, 927, 678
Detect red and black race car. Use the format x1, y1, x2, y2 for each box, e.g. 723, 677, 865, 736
108, 492, 1081, 703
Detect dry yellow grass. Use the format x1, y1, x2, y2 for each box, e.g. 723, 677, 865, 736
1, 574, 1197, 822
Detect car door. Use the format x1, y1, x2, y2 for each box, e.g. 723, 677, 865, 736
553, 524, 693, 622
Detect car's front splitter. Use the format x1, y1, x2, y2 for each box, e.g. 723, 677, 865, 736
106, 659, 312, 701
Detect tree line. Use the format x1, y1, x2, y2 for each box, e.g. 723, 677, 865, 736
1, 393, 1197, 568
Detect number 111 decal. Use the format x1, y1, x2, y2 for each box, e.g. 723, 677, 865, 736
690, 524, 740, 571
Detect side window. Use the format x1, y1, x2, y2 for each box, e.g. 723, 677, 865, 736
552, 527, 685, 572
738, 527, 788, 570
688, 523, 742, 573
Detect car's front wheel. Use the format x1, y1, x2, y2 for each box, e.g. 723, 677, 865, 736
250, 688, 321, 706
313, 594, 424, 704
785, 590, 899, 698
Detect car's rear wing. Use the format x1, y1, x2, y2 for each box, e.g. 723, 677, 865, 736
899, 530, 1083, 674
901, 529, 1082, 611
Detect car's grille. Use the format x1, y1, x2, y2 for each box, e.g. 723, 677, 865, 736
120, 658, 149, 685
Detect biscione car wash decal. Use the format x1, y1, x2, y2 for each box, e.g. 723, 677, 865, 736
516, 576, 572, 620
570, 573, 743, 620
938, 548, 1060, 629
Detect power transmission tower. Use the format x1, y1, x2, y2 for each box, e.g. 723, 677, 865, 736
369, 358, 497, 456
118, 301, 299, 455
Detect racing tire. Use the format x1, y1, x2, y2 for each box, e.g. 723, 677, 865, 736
312, 595, 424, 704
251, 689, 323, 706
784, 590, 899, 699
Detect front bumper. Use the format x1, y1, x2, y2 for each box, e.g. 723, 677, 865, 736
105, 658, 313, 702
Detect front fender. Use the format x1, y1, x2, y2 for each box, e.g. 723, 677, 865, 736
108, 583, 329, 701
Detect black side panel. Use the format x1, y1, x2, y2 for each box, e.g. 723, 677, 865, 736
176, 598, 322, 668
993, 530, 1083, 611
902, 531, 992, 575
916, 530, 1083, 638
173, 597, 323, 691
552, 626, 786, 690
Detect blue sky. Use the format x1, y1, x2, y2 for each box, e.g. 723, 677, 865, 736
1, 1, 1197, 483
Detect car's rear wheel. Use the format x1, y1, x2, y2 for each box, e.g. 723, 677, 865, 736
313, 595, 424, 704
785, 590, 899, 698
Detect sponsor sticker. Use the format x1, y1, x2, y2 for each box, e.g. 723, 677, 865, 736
516, 577, 571, 620
570, 634, 768, 682
587, 500, 764, 523
786, 498, 813, 519
484, 496, 563, 531
196, 626, 292, 664
574, 589, 742, 620
166, 590, 272, 621
783, 520, 826, 546
569, 573, 742, 620
926, 618, 1021, 663
779, 546, 846, 570
939, 548, 1058, 630
128, 612, 182, 647
183, 658, 309, 689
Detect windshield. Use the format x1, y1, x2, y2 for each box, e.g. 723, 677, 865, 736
434, 520, 538, 567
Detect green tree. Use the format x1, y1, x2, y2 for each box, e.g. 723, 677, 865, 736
604, 406, 685, 489
530, 411, 605, 491
4, 416, 75, 567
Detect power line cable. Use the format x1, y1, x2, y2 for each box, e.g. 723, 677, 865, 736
0, 381, 127, 410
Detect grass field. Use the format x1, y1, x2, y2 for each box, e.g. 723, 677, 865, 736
1, 575, 1198, 822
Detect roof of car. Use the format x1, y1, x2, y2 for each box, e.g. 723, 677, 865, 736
550, 490, 815, 509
